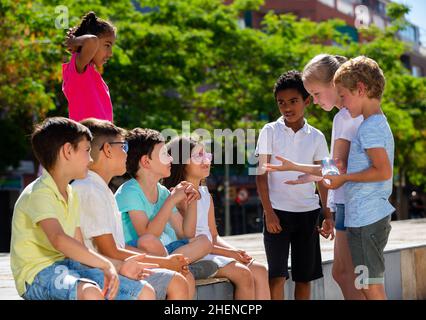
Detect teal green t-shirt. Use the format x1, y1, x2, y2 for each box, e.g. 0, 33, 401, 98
115, 179, 178, 246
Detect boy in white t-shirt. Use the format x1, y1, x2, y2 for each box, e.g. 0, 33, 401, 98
255, 70, 331, 300
72, 118, 193, 300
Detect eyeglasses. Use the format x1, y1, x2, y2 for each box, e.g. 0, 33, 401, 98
99, 141, 129, 153
191, 152, 212, 163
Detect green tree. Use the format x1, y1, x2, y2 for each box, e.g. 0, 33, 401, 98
0, 0, 425, 192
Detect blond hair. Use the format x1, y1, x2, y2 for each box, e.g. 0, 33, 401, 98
302, 54, 348, 85
333, 56, 385, 100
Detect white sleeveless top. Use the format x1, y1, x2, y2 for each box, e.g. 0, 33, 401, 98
196, 186, 234, 268
195, 186, 214, 242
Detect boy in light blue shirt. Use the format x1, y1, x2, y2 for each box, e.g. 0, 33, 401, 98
115, 128, 217, 284
116, 179, 182, 249
324, 56, 394, 300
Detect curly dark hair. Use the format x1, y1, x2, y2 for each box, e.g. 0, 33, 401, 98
66, 11, 116, 51
126, 128, 165, 178
273, 70, 310, 100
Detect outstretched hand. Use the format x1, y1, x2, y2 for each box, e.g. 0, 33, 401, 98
284, 173, 323, 185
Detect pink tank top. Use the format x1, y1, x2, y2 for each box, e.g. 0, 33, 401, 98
62, 53, 113, 122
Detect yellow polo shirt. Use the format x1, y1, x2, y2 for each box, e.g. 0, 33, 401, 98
10, 170, 80, 296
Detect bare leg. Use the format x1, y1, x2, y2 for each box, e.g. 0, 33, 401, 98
137, 283, 156, 300
77, 282, 104, 300
173, 235, 212, 263
166, 273, 190, 300
269, 277, 285, 300
184, 272, 196, 299
215, 262, 255, 300
332, 230, 366, 300
137, 234, 168, 256
248, 261, 271, 300
294, 282, 310, 300
362, 284, 387, 300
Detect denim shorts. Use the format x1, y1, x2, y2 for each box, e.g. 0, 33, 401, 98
144, 268, 176, 300
22, 259, 146, 300
126, 238, 139, 248
333, 203, 346, 231
165, 239, 189, 254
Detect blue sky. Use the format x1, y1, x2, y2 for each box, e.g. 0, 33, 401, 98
394, 0, 426, 44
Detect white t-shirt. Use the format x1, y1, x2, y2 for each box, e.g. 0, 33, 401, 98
328, 108, 363, 209
255, 117, 329, 212
72, 171, 126, 252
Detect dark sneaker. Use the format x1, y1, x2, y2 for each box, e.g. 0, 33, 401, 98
188, 260, 219, 280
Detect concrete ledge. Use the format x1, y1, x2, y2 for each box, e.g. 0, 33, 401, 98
204, 219, 426, 300
2, 219, 426, 300
195, 278, 233, 300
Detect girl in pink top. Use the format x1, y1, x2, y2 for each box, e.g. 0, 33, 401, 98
63, 12, 116, 122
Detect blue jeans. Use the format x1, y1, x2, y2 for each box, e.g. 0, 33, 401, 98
333, 203, 346, 231
22, 259, 146, 300
126, 238, 189, 255
165, 239, 189, 254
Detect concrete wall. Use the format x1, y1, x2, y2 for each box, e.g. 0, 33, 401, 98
196, 245, 426, 300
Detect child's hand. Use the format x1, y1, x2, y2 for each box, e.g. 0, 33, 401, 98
170, 183, 190, 203
230, 249, 252, 265
119, 259, 159, 280
182, 182, 201, 204
65, 34, 79, 53
263, 156, 296, 172
171, 181, 200, 205
323, 174, 347, 189
166, 254, 190, 275
318, 218, 335, 240
124, 253, 146, 263
264, 211, 282, 234
284, 173, 323, 185
334, 158, 347, 174
102, 263, 120, 300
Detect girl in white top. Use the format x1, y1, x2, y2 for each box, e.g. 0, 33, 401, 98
265, 54, 364, 300
163, 137, 271, 300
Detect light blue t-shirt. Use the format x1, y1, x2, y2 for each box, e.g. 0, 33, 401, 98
344, 114, 395, 228
115, 179, 178, 246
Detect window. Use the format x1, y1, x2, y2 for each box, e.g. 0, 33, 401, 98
318, 0, 335, 8
337, 0, 354, 16
412, 65, 422, 77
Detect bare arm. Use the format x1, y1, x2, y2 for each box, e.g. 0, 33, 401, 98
256, 154, 282, 234
333, 139, 351, 173
169, 211, 185, 240
346, 148, 392, 181
93, 233, 147, 261
66, 34, 99, 73
324, 148, 392, 189
41, 219, 119, 299
256, 154, 275, 215
128, 198, 175, 238
41, 219, 112, 270
175, 199, 197, 239
265, 155, 322, 176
